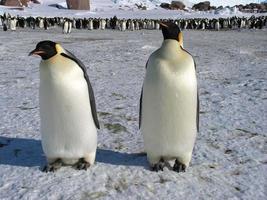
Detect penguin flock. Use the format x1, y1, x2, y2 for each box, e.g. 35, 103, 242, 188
29, 22, 198, 173
1, 13, 267, 33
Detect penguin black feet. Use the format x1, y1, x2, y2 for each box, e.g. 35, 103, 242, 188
73, 158, 90, 170
173, 159, 186, 173
151, 158, 172, 172
42, 159, 63, 173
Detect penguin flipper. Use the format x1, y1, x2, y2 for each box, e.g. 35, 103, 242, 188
197, 92, 199, 132
139, 88, 143, 129
139, 61, 149, 129
61, 51, 100, 129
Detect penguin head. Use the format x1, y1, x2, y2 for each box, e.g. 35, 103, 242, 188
29, 40, 57, 60
160, 22, 183, 48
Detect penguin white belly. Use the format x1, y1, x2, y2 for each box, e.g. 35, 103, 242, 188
39, 56, 97, 165
63, 22, 68, 34
68, 22, 72, 33
142, 56, 197, 166
10, 20, 16, 31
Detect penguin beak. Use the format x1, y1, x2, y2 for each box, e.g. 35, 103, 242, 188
159, 22, 168, 28
28, 49, 46, 56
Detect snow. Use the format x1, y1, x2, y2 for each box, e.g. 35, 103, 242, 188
214, 6, 242, 15
0, 0, 267, 19
0, 27, 266, 199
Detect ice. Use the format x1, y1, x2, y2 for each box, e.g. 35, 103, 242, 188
0, 27, 266, 199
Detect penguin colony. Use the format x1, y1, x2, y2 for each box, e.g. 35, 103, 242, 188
1, 13, 267, 32
28, 21, 199, 173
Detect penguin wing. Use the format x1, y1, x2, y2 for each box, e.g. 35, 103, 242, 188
139, 61, 149, 129
139, 88, 143, 129
61, 51, 100, 129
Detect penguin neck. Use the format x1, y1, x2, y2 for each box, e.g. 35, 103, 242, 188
161, 39, 182, 52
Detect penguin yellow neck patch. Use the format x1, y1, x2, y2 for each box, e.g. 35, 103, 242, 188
55, 44, 65, 54
178, 32, 184, 48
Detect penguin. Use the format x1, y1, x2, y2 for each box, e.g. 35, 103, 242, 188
10, 17, 17, 31
215, 19, 220, 31
88, 18, 93, 30
44, 18, 48, 30
67, 20, 72, 33
129, 19, 135, 31
3, 23, 8, 31
155, 21, 160, 30
62, 19, 72, 34
39, 17, 44, 29
29, 41, 100, 172
120, 19, 126, 31
135, 20, 140, 30
139, 22, 199, 172
100, 18, 106, 30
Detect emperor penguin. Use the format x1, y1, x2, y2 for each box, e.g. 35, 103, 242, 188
63, 19, 72, 34
100, 19, 106, 30
121, 19, 126, 31
88, 18, 93, 30
29, 41, 100, 172
139, 22, 199, 172
10, 17, 17, 31
39, 18, 44, 29
215, 19, 220, 31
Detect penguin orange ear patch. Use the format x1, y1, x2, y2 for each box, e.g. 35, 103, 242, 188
178, 32, 184, 48
55, 44, 64, 54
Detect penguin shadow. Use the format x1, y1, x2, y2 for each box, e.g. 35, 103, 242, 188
0, 136, 46, 167
0, 136, 149, 169
96, 149, 149, 168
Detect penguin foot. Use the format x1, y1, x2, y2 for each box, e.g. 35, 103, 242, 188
151, 158, 171, 172
73, 158, 90, 170
42, 159, 63, 172
173, 159, 186, 173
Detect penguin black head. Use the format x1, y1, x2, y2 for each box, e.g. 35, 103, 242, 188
29, 40, 57, 60
160, 22, 183, 47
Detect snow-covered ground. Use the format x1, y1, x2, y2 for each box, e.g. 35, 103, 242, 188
0, 27, 266, 199
0, 0, 266, 19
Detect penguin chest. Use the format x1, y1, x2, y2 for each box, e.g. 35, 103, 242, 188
63, 22, 68, 33
142, 58, 197, 159
39, 58, 96, 159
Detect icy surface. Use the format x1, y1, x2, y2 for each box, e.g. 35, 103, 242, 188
0, 0, 267, 19
0, 28, 267, 199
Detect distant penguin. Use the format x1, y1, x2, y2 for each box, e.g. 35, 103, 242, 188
151, 20, 155, 29
135, 20, 140, 30
121, 20, 126, 31
0, 17, 2, 27
3, 23, 7, 31
106, 18, 111, 29
67, 21, 72, 33
88, 18, 93, 30
10, 17, 17, 31
140, 22, 198, 172
155, 21, 160, 30
44, 18, 48, 30
215, 20, 220, 31
39, 18, 44, 29
29, 41, 100, 172
63, 20, 72, 34
100, 19, 106, 30
130, 20, 135, 31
